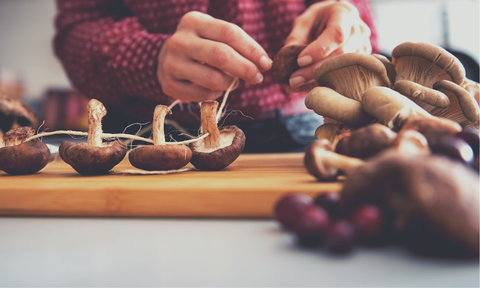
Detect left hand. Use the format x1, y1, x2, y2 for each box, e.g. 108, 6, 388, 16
284, 1, 372, 92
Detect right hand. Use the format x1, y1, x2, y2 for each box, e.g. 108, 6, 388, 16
157, 11, 272, 102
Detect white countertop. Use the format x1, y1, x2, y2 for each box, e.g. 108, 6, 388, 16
0, 217, 478, 287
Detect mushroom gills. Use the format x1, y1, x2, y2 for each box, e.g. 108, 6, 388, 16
195, 129, 236, 153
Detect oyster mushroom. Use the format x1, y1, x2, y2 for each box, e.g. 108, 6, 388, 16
59, 99, 127, 175
0, 91, 38, 138
362, 87, 432, 131
339, 152, 479, 258
128, 105, 192, 171
430, 80, 480, 127
0, 126, 50, 175
391, 42, 480, 127
189, 101, 246, 170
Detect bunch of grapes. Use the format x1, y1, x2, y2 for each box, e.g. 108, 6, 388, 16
273, 192, 384, 254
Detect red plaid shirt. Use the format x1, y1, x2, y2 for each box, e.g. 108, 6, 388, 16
54, 0, 378, 124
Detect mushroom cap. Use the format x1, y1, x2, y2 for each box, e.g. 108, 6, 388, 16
271, 44, 307, 83
392, 42, 466, 85
372, 53, 397, 86
3, 126, 35, 146
304, 139, 338, 181
305, 86, 374, 126
314, 53, 391, 96
394, 80, 451, 108
0, 140, 50, 175
59, 140, 127, 175
129, 144, 192, 171
189, 125, 245, 170
335, 123, 397, 159
339, 152, 479, 257
362, 87, 432, 131
400, 116, 462, 147
432, 79, 480, 125
0, 91, 38, 134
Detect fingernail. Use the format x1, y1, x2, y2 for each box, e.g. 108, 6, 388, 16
254, 72, 264, 84
298, 55, 312, 67
259, 55, 272, 71
289, 76, 305, 88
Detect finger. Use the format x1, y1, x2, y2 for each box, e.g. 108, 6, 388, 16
297, 10, 355, 66
285, 80, 318, 93
161, 76, 223, 103
192, 13, 272, 71
187, 38, 264, 85
287, 50, 343, 89
284, 11, 315, 46
171, 58, 236, 91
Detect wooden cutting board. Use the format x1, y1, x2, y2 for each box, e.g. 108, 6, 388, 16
0, 153, 342, 218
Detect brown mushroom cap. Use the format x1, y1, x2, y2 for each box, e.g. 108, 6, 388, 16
271, 45, 307, 84
305, 86, 374, 126
0, 127, 50, 175
335, 123, 398, 159
340, 152, 479, 257
189, 125, 245, 170
431, 80, 480, 126
314, 53, 391, 101
392, 42, 466, 86
0, 91, 38, 135
59, 140, 127, 175
400, 113, 462, 147
129, 145, 192, 171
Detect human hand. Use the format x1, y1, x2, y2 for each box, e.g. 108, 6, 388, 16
284, 1, 372, 92
157, 11, 272, 102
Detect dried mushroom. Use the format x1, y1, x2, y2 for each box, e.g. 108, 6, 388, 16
339, 152, 479, 258
0, 126, 50, 175
189, 101, 245, 170
129, 105, 192, 171
59, 99, 127, 175
271, 45, 307, 84
0, 91, 38, 138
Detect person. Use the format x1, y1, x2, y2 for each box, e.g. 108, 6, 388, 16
54, 0, 378, 152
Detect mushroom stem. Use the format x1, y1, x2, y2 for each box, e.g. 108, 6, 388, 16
320, 150, 365, 173
200, 101, 221, 150
87, 99, 107, 147
152, 105, 172, 146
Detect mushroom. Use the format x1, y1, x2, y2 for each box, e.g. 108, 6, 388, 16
391, 42, 480, 127
390, 129, 430, 156
430, 80, 480, 127
313, 123, 355, 148
400, 116, 462, 147
128, 105, 192, 171
372, 53, 397, 86
59, 99, 127, 175
271, 44, 307, 84
339, 152, 479, 258
305, 87, 374, 126
335, 123, 398, 159
0, 126, 50, 175
303, 139, 364, 181
188, 101, 246, 170
0, 91, 38, 137
362, 87, 432, 131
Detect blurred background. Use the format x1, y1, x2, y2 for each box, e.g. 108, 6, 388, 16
0, 0, 478, 131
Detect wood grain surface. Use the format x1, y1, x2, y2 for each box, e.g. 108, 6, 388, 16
0, 153, 342, 217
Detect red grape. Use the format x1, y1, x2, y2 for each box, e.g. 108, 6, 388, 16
313, 191, 341, 218
292, 205, 330, 247
351, 204, 384, 243
273, 192, 311, 230
324, 220, 356, 254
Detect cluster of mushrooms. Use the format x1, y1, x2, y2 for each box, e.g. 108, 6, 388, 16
0, 95, 246, 175
273, 41, 480, 257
